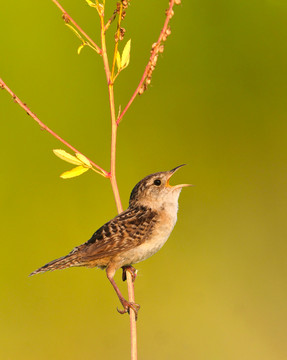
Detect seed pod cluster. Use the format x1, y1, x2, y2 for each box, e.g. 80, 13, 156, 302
114, 0, 131, 42
121, 0, 130, 9
138, 0, 180, 95
62, 13, 70, 24
138, 26, 172, 95
115, 27, 126, 42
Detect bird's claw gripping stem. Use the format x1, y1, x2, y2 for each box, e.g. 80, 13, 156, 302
122, 265, 137, 282
117, 299, 140, 320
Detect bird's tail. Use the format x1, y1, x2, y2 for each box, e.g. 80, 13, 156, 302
29, 252, 80, 276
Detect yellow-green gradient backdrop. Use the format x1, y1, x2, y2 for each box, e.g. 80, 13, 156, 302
1, 1, 286, 359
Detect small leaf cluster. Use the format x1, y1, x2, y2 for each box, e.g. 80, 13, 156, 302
53, 149, 92, 179
116, 39, 131, 76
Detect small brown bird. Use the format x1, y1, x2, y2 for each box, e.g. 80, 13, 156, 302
30, 165, 191, 316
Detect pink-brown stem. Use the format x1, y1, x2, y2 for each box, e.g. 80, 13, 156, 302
117, 0, 176, 125
126, 271, 137, 358
98, 8, 138, 360
111, 2, 123, 80
99, 14, 123, 212
0, 78, 108, 177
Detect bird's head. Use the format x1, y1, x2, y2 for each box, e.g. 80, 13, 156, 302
129, 165, 192, 210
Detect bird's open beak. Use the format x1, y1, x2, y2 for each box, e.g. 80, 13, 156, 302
166, 164, 193, 189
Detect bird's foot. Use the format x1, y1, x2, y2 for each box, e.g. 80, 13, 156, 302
117, 299, 141, 320
122, 265, 137, 282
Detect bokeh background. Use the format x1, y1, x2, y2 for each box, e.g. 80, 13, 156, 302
1, 1, 287, 359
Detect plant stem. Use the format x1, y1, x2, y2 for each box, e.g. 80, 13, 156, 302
126, 271, 137, 358
111, 2, 123, 80
0, 78, 108, 177
99, 8, 138, 360
99, 14, 122, 211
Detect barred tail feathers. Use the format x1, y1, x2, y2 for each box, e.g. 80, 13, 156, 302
29, 252, 80, 276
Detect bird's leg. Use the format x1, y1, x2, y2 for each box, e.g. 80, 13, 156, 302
122, 265, 137, 282
106, 267, 140, 318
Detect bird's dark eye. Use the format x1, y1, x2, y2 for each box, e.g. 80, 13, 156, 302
154, 179, 161, 186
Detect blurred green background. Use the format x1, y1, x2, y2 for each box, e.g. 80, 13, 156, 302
1, 0, 287, 359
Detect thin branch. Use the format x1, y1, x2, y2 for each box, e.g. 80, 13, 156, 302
111, 2, 123, 81
98, 5, 138, 359
51, 0, 102, 54
100, 15, 112, 85
0, 78, 108, 177
99, 9, 123, 212
105, 11, 117, 32
117, 0, 176, 125
126, 271, 137, 358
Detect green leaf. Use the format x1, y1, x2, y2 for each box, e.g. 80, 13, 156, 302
121, 39, 131, 69
53, 149, 83, 166
116, 51, 121, 71
75, 153, 92, 168
60, 166, 89, 179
